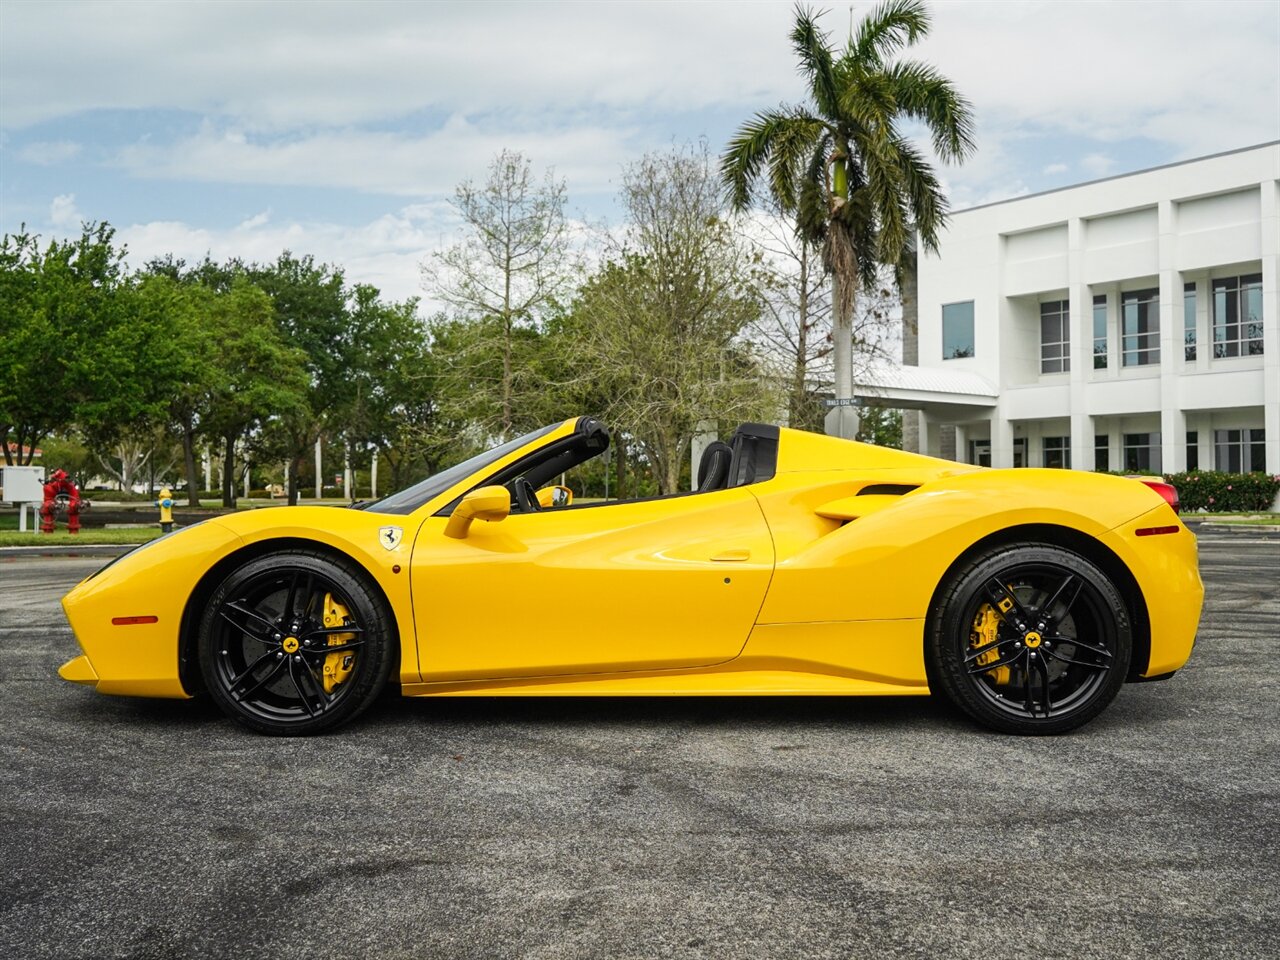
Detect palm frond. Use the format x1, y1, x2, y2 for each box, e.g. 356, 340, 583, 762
885, 60, 976, 162
765, 111, 828, 213
790, 4, 841, 119
851, 0, 930, 65
888, 134, 947, 253
720, 109, 805, 211
795, 132, 832, 247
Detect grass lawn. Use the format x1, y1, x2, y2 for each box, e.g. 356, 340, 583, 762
0, 527, 162, 547
1202, 516, 1280, 526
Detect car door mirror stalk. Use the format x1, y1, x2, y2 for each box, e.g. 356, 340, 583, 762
444, 485, 512, 539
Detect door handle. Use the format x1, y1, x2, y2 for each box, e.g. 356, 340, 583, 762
710, 549, 750, 562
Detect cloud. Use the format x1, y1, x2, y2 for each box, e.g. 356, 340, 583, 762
111, 116, 641, 195
0, 1, 799, 130
18, 140, 81, 165
1042, 162, 1068, 175
1079, 153, 1117, 177
49, 193, 81, 228
917, 1, 1279, 158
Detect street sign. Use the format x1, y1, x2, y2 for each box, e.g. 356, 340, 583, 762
822, 398, 863, 407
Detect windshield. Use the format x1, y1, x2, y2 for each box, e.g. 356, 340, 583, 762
364, 422, 563, 516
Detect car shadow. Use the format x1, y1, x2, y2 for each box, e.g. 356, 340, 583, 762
374, 691, 961, 731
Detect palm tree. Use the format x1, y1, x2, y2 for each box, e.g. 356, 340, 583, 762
721, 0, 974, 432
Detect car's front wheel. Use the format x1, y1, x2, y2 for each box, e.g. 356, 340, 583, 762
927, 543, 1132, 735
197, 550, 394, 735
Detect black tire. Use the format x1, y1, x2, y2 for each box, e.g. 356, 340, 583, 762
197, 550, 395, 736
927, 543, 1132, 735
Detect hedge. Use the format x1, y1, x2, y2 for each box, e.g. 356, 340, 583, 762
1166, 471, 1280, 513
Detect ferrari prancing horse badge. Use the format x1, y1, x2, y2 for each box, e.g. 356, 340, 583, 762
378, 526, 403, 551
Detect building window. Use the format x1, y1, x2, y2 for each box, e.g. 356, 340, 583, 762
968, 439, 991, 467
1123, 432, 1162, 474
1121, 288, 1160, 366
1043, 436, 1071, 469
1212, 274, 1264, 358
1184, 282, 1197, 361
1186, 431, 1198, 472
943, 301, 975, 359
1040, 300, 1070, 374
1093, 294, 1107, 369
1095, 435, 1110, 472
1214, 428, 1266, 472
1013, 438, 1027, 468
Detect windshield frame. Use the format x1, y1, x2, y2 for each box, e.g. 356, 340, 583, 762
362, 421, 568, 516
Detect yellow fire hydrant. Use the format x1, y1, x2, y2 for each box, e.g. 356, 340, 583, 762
156, 486, 174, 533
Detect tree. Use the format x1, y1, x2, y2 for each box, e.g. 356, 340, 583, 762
426, 150, 574, 440
244, 253, 351, 505
561, 144, 778, 494
721, 0, 974, 433
337, 288, 461, 494
197, 280, 309, 507
747, 215, 832, 431
0, 224, 129, 465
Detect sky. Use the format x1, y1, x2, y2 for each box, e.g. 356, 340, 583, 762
2, 0, 1278, 305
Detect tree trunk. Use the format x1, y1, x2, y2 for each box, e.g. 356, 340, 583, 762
287, 455, 301, 506
182, 419, 199, 507
829, 271, 858, 439
501, 314, 513, 441
222, 433, 236, 508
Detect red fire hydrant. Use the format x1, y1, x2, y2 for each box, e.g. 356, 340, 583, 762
40, 469, 81, 535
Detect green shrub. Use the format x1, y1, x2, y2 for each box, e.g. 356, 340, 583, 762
84, 490, 153, 502
1166, 471, 1280, 513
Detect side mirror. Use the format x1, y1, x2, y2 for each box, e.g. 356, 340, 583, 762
444, 485, 511, 539
536, 484, 573, 508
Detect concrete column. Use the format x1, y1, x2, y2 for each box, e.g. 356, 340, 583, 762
371, 449, 378, 500
1068, 217, 1091, 473
1261, 179, 1280, 473
314, 438, 322, 500
343, 449, 352, 501
1157, 199, 1182, 475
202, 449, 211, 494
243, 458, 250, 499
990, 412, 1015, 469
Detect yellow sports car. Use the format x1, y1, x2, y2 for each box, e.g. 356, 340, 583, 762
59, 418, 1202, 736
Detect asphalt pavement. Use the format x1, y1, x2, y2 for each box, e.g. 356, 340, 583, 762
1, 530, 1277, 959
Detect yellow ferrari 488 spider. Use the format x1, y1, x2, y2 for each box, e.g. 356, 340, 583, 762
59, 418, 1202, 736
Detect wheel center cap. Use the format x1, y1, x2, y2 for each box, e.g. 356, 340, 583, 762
282, 636, 300, 654
1024, 631, 1042, 649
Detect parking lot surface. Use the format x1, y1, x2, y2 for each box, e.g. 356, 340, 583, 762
2, 531, 1278, 959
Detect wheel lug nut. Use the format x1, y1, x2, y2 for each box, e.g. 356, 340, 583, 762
276, 652, 283, 659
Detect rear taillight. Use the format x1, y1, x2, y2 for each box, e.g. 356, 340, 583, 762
1139, 479, 1180, 514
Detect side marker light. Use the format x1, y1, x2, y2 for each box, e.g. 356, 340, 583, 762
111, 615, 159, 626
1135, 526, 1179, 537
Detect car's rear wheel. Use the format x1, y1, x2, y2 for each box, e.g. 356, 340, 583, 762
927, 544, 1132, 735
197, 551, 394, 735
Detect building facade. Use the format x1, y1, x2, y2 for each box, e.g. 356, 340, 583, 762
867, 142, 1279, 475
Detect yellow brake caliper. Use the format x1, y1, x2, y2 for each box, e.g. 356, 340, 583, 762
971, 593, 1014, 685
321, 593, 357, 694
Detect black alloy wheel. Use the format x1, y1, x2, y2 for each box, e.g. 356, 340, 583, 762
197, 550, 394, 735
927, 544, 1132, 735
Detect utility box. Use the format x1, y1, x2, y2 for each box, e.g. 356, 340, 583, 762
1, 465, 44, 503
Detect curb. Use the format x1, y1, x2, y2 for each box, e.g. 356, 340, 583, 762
1198, 522, 1280, 535
0, 544, 132, 558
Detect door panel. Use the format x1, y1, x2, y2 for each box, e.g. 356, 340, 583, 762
410, 488, 774, 680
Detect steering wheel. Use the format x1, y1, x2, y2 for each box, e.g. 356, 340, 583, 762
511, 476, 541, 513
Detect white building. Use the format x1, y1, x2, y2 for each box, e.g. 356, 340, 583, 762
864, 141, 1279, 475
